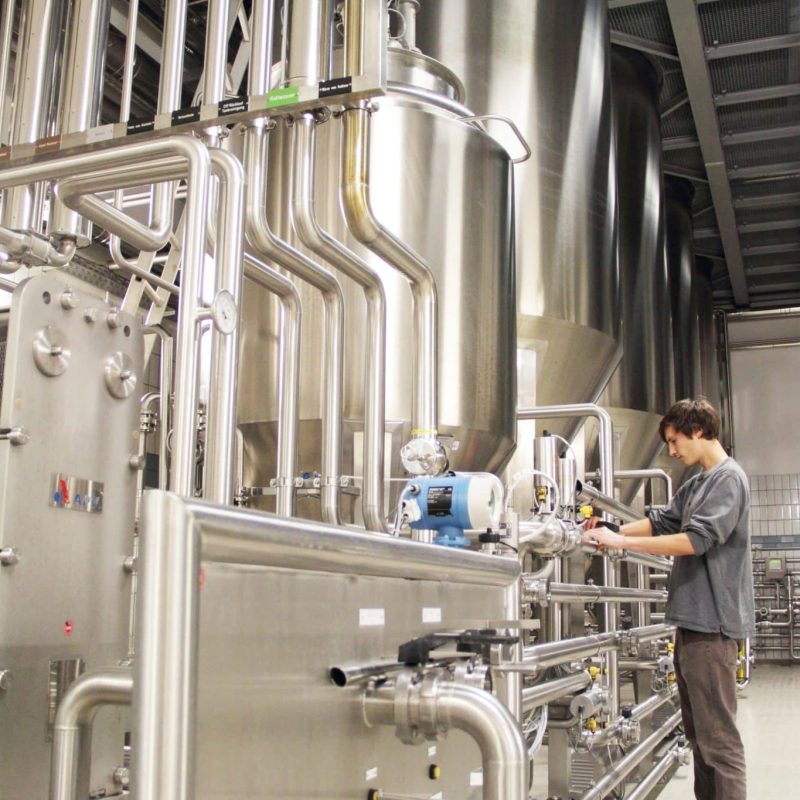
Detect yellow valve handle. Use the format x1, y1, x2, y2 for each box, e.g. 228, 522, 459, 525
586, 717, 598, 732
580, 505, 594, 519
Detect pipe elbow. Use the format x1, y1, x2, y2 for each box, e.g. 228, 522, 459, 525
53, 668, 133, 730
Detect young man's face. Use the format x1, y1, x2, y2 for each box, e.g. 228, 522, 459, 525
663, 425, 705, 467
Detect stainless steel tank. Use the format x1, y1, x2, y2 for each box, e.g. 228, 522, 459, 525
237, 48, 516, 519
598, 47, 674, 503
695, 256, 721, 411
416, 0, 620, 501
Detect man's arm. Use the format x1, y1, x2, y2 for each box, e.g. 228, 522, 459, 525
585, 526, 696, 557
619, 518, 654, 538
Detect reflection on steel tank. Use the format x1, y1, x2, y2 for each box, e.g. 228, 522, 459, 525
417, 0, 620, 510
237, 48, 516, 521
594, 46, 675, 506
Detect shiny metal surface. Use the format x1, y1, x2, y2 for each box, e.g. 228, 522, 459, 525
238, 50, 515, 518
417, 0, 620, 423
597, 47, 674, 500
695, 257, 721, 410
0, 274, 141, 798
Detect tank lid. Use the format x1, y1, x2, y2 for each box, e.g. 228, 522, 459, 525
387, 47, 465, 104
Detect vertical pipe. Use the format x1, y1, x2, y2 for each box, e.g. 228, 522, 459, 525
203, 150, 245, 505
49, 0, 112, 243
243, 253, 301, 516
246, 0, 344, 524
0, 0, 15, 145
2, 0, 64, 231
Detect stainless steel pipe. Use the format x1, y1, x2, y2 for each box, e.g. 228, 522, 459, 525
626, 743, 684, 800
578, 710, 682, 800
243, 253, 302, 517
291, 112, 389, 532
575, 480, 641, 524
49, 668, 133, 800
585, 467, 674, 502
362, 677, 527, 800
135, 490, 519, 800
246, 0, 344, 523
525, 580, 668, 605
521, 671, 593, 712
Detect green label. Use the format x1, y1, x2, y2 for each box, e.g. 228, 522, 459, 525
266, 87, 300, 108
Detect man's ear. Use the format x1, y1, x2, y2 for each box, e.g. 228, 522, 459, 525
691, 427, 705, 440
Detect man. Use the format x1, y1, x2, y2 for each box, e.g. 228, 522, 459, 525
586, 398, 754, 800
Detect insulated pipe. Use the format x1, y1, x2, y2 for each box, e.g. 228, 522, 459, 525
243, 253, 301, 517
49, 668, 133, 800
134, 490, 520, 799
246, 0, 343, 524
9, 136, 209, 496
521, 671, 593, 712
578, 710, 682, 800
516, 404, 619, 716
2, 0, 64, 232
291, 105, 388, 532
342, 0, 441, 460
528, 581, 668, 605
202, 149, 246, 504
362, 679, 527, 800
49, 0, 112, 243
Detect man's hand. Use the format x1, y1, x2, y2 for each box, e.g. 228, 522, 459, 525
583, 526, 626, 550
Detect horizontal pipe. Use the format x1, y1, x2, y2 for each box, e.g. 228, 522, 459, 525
585, 468, 673, 501
586, 686, 678, 748
547, 582, 667, 604
578, 711, 682, 800
626, 743, 682, 800
521, 672, 592, 712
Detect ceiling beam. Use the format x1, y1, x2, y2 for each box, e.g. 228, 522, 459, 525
665, 0, 749, 305
734, 192, 800, 210
705, 33, 800, 61
742, 243, 800, 256
696, 218, 800, 238
663, 165, 709, 183
746, 263, 800, 277
730, 161, 800, 181
660, 91, 689, 118
609, 0, 720, 7
663, 134, 699, 151
715, 83, 800, 106
664, 123, 800, 150
609, 31, 681, 61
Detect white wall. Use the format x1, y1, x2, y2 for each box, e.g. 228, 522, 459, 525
729, 316, 800, 475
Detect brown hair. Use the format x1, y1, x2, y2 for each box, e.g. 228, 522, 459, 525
659, 397, 721, 442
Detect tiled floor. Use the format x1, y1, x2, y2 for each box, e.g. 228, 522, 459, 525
531, 663, 800, 799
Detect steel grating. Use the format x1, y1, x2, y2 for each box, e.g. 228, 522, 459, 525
726, 137, 800, 170
699, 0, 792, 46
661, 102, 700, 136
664, 148, 707, 171
609, 1, 675, 45
709, 50, 799, 93
718, 97, 800, 133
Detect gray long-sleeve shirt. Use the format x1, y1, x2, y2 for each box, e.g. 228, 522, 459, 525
648, 457, 755, 639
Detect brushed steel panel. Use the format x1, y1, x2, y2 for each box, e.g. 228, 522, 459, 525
195, 565, 507, 798
0, 274, 140, 798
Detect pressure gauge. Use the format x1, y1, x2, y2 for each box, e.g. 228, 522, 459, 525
211, 290, 238, 334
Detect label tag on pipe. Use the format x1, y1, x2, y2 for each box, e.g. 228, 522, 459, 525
319, 76, 353, 98
469, 770, 484, 786
266, 87, 300, 108
127, 118, 155, 135
359, 608, 385, 627
219, 97, 249, 117
85, 124, 115, 144
171, 106, 201, 126
34, 135, 61, 155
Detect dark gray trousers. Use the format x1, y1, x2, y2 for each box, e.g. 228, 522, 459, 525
674, 628, 747, 800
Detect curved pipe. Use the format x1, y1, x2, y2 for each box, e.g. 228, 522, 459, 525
341, 103, 439, 448
246, 0, 343, 524
0, 228, 75, 272
243, 253, 301, 517
342, 0, 439, 454
363, 679, 527, 800
291, 114, 388, 532
49, 667, 133, 800
575, 480, 641, 524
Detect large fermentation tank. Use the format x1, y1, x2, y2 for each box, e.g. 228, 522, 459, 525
695, 257, 721, 412
598, 47, 674, 503
237, 49, 516, 517
416, 0, 620, 497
